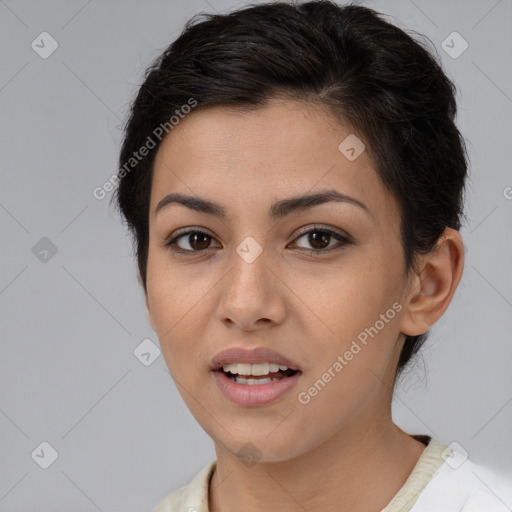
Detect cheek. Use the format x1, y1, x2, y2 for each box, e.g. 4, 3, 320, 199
146, 253, 221, 370
147, 249, 203, 325
290, 259, 404, 405
295, 357, 384, 441
146, 257, 192, 349
292, 255, 398, 340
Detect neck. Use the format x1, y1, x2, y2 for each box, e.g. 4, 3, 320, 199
209, 419, 427, 512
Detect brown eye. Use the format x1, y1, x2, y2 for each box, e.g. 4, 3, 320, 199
292, 226, 353, 254
165, 229, 221, 253
304, 231, 332, 250
185, 232, 211, 251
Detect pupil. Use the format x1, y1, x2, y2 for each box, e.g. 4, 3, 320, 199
191, 233, 210, 250
309, 231, 330, 249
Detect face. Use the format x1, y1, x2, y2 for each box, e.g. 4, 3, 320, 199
145, 98, 414, 463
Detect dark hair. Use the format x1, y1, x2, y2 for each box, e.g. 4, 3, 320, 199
111, 0, 468, 379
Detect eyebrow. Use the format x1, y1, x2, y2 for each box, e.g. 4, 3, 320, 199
154, 189, 371, 220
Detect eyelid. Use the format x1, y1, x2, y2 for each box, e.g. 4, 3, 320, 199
293, 223, 352, 241
164, 226, 217, 248
164, 224, 354, 255
290, 225, 354, 254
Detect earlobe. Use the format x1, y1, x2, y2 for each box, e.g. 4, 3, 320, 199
399, 228, 465, 336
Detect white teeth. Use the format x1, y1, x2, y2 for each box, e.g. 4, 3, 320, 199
233, 375, 282, 385
251, 362, 269, 376
269, 363, 280, 373
222, 362, 289, 376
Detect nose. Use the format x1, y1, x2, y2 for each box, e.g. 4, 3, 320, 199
217, 239, 287, 332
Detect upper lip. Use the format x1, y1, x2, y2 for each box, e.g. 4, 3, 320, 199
211, 346, 301, 371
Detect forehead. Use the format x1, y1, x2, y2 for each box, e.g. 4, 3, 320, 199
149, 99, 398, 224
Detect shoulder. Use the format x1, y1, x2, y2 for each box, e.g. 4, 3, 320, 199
411, 447, 512, 512
152, 460, 216, 512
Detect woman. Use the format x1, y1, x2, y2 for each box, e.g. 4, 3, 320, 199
112, 1, 512, 510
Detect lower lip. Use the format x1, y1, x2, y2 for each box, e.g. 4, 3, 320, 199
212, 370, 301, 407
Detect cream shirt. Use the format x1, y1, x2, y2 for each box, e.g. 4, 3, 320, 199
153, 435, 512, 512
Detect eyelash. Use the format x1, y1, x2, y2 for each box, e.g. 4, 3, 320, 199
163, 225, 353, 258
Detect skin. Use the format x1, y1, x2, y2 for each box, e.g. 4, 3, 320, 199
144, 98, 464, 512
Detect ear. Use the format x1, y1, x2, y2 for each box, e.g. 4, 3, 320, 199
399, 228, 465, 336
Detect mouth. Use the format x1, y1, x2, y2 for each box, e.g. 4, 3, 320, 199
212, 361, 302, 407
218, 363, 300, 385
210, 346, 302, 406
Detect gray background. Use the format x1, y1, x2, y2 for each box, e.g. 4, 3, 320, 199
1, 0, 511, 510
